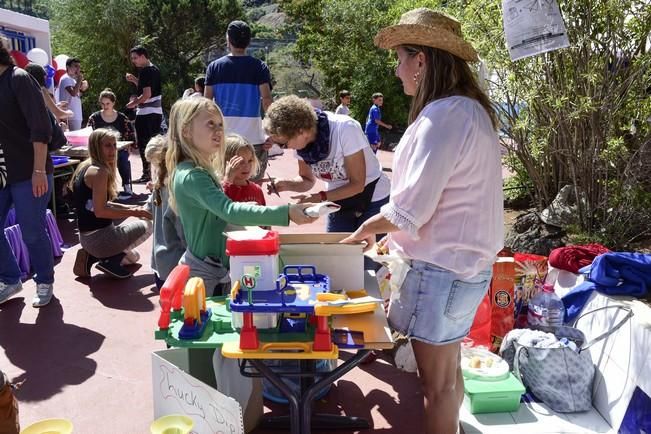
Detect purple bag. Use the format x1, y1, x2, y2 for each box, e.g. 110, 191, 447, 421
4, 225, 30, 278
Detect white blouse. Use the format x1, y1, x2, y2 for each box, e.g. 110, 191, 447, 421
381, 96, 504, 279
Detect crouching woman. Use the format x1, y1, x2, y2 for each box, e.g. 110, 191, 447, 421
70, 128, 153, 278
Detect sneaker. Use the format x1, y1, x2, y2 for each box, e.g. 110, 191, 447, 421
117, 191, 133, 200
121, 250, 140, 266
32, 283, 53, 307
73, 248, 98, 277
133, 175, 151, 183
0, 281, 23, 305
96, 255, 133, 279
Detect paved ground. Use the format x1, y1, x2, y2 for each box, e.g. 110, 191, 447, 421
1, 148, 429, 433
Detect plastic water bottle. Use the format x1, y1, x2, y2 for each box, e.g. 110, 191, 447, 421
527, 284, 565, 327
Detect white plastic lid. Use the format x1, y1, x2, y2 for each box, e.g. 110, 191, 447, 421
460, 346, 510, 381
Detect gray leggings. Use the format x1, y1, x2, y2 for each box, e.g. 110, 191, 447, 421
79, 220, 152, 259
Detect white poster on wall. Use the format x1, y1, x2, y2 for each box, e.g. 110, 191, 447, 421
152, 350, 243, 434
502, 0, 570, 61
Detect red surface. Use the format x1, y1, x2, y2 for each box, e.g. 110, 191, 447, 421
226, 230, 280, 256
157, 264, 190, 329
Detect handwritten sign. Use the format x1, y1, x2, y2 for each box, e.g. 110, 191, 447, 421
152, 351, 243, 434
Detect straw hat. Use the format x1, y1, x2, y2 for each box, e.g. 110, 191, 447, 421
374, 8, 478, 62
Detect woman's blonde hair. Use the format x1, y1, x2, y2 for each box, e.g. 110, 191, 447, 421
402, 45, 497, 128
165, 97, 225, 209
223, 134, 259, 179
69, 128, 120, 200
145, 134, 168, 192
263, 95, 317, 139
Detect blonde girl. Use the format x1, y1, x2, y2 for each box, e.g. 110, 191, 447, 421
70, 128, 152, 279
165, 97, 316, 296
222, 134, 265, 205
144, 135, 186, 289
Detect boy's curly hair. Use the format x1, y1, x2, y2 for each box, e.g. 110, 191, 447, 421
263, 95, 317, 139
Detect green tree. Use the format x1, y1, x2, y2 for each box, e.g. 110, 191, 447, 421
267, 43, 324, 100
137, 0, 243, 108
48, 0, 243, 116
49, 0, 142, 117
280, 0, 411, 125
448, 0, 651, 246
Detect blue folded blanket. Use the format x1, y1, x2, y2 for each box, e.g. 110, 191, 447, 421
562, 252, 651, 322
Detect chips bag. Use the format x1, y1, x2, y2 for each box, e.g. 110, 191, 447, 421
513, 253, 548, 328
489, 256, 516, 352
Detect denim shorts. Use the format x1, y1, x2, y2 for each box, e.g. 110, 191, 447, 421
388, 260, 492, 345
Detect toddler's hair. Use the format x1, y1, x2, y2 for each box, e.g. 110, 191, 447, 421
145, 134, 167, 163
223, 134, 260, 178
145, 135, 169, 191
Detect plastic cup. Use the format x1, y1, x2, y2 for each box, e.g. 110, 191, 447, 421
20, 418, 73, 434
150, 414, 194, 434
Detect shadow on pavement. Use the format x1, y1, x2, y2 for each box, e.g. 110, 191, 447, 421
85, 272, 158, 312
0, 297, 105, 402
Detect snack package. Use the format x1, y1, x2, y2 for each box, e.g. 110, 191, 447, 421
513, 253, 548, 328
489, 256, 516, 352
367, 242, 411, 301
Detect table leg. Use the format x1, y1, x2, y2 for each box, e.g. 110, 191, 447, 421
300, 350, 371, 433
249, 359, 301, 434
250, 350, 372, 434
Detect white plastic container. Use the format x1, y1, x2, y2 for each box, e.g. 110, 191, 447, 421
226, 230, 280, 291
231, 312, 278, 329
229, 254, 279, 292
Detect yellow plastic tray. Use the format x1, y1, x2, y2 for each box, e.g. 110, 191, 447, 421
222, 341, 339, 360
314, 302, 378, 316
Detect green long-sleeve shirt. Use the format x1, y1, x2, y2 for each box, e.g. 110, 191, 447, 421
171, 161, 289, 266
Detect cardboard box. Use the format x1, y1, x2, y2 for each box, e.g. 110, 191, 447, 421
152, 349, 263, 434
279, 233, 364, 291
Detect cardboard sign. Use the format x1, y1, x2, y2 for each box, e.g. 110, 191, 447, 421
152, 350, 243, 434
502, 0, 570, 61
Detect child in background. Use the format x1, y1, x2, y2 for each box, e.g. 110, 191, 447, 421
145, 135, 186, 289
364, 92, 392, 153
70, 129, 152, 279
165, 97, 316, 297
335, 89, 351, 116
222, 134, 265, 206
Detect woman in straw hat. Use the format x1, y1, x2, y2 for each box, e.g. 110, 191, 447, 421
342, 8, 504, 434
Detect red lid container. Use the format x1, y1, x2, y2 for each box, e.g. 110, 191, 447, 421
226, 230, 280, 256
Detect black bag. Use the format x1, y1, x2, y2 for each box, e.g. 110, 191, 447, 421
47, 110, 67, 151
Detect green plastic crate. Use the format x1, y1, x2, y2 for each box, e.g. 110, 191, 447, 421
463, 372, 525, 414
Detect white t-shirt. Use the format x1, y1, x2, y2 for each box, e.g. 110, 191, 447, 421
381, 96, 504, 278
57, 74, 82, 121
335, 104, 350, 116
295, 113, 390, 202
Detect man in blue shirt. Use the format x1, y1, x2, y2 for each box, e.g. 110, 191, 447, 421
364, 92, 392, 153
205, 20, 273, 181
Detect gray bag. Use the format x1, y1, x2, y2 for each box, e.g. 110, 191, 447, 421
505, 305, 633, 413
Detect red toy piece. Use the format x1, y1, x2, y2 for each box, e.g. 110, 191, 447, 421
239, 312, 260, 350
312, 315, 332, 351
157, 265, 191, 329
